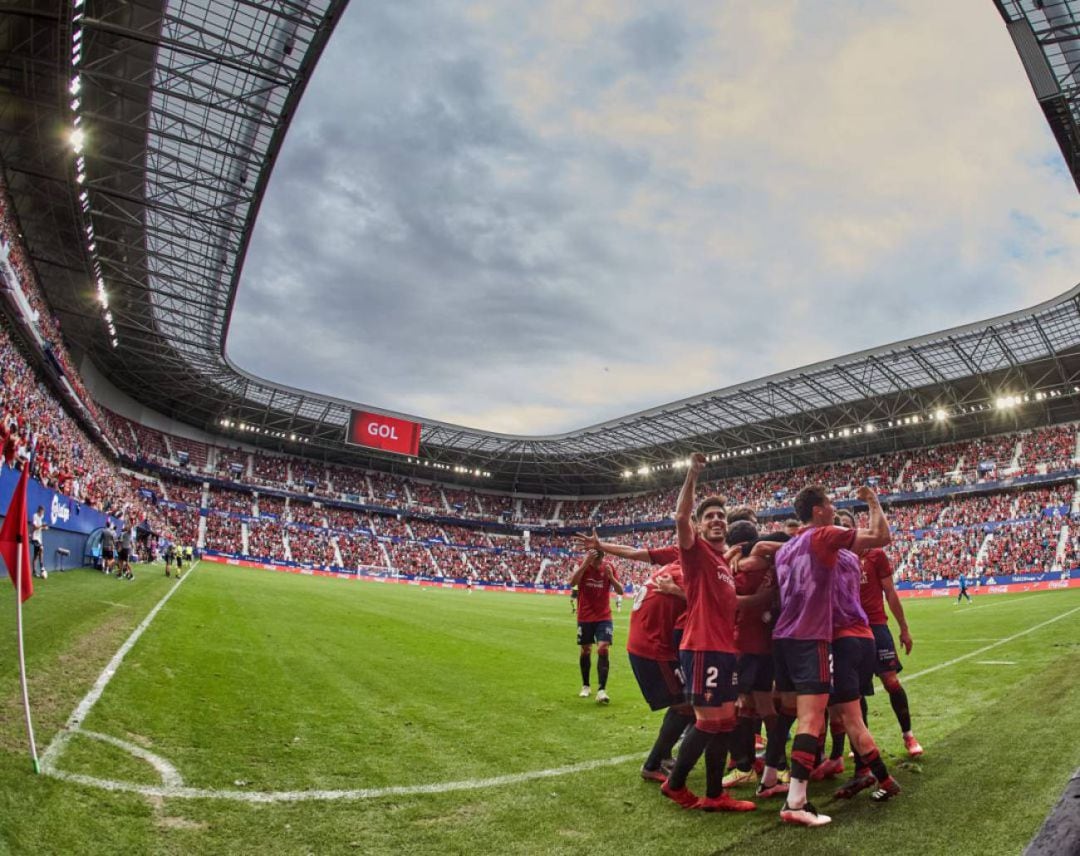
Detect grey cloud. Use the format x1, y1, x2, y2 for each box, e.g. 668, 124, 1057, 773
619, 11, 688, 75
228, 1, 1080, 434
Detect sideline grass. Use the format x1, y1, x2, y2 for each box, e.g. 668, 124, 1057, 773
2, 564, 1078, 854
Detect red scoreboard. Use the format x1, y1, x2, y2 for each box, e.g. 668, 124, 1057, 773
346, 411, 421, 457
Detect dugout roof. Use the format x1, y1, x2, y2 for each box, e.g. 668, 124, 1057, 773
2, 0, 1080, 495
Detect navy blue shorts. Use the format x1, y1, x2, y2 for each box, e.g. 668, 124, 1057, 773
672, 628, 684, 652
680, 650, 739, 707
773, 638, 832, 696
628, 653, 685, 711
577, 621, 613, 646
829, 636, 876, 705
871, 624, 903, 675
736, 653, 775, 694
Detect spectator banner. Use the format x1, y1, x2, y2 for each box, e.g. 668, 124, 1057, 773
346, 411, 421, 457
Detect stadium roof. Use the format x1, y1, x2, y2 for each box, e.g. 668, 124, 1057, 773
3, 0, 1080, 494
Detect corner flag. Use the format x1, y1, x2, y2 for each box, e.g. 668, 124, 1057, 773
1, 460, 38, 771
0, 462, 33, 602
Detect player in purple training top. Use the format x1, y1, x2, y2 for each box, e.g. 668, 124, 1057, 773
771, 484, 891, 828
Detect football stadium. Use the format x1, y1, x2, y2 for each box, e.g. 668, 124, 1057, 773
2, 0, 1080, 853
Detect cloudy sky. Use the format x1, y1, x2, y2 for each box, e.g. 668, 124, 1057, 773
227, 0, 1080, 436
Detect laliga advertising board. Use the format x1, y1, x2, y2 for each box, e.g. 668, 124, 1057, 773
346, 411, 421, 456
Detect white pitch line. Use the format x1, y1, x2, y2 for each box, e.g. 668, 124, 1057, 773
43, 752, 643, 803
79, 730, 185, 788
39, 563, 199, 773
902, 603, 1080, 684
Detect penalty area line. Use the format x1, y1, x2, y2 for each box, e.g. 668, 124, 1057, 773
43, 753, 644, 803
39, 562, 201, 774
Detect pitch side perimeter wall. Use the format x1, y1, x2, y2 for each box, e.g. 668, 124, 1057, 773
200, 552, 1080, 598
0, 466, 123, 567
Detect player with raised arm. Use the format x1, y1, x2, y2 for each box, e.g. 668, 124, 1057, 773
660, 452, 756, 813
835, 510, 923, 759
570, 550, 623, 704
771, 484, 892, 827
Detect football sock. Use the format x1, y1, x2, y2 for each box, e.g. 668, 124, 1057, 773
644, 708, 694, 770
731, 712, 756, 772
887, 685, 912, 734
861, 747, 890, 783
765, 710, 794, 769
790, 733, 818, 783
579, 653, 591, 687
830, 717, 847, 760
597, 652, 609, 691
704, 730, 733, 798
666, 723, 714, 791
787, 777, 808, 809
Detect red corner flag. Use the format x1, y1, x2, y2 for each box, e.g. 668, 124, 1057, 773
0, 464, 33, 602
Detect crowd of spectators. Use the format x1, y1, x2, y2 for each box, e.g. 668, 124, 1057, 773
0, 323, 172, 537
289, 501, 325, 527
169, 434, 208, 471
324, 505, 370, 532
981, 518, 1061, 576
327, 464, 369, 500
407, 519, 446, 542
1017, 425, 1075, 473
886, 501, 947, 532
162, 478, 203, 507
290, 459, 326, 491
371, 515, 410, 539
246, 520, 284, 561
476, 492, 514, 518
203, 513, 242, 553
214, 448, 249, 479
286, 526, 334, 565
251, 453, 289, 487
443, 487, 481, 516
254, 494, 286, 518
938, 494, 1015, 528
406, 480, 443, 512
1013, 485, 1073, 518
207, 486, 254, 515
336, 534, 386, 570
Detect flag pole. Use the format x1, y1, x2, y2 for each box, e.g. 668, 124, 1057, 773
15, 532, 39, 773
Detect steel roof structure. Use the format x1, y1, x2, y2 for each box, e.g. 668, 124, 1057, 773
2, 0, 1080, 495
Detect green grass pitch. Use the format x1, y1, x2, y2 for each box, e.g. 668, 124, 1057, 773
1, 563, 1078, 855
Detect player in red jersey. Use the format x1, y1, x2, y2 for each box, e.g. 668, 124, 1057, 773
572, 530, 688, 779
569, 550, 623, 704
660, 453, 755, 813
626, 562, 696, 781
720, 522, 791, 797
835, 510, 922, 757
